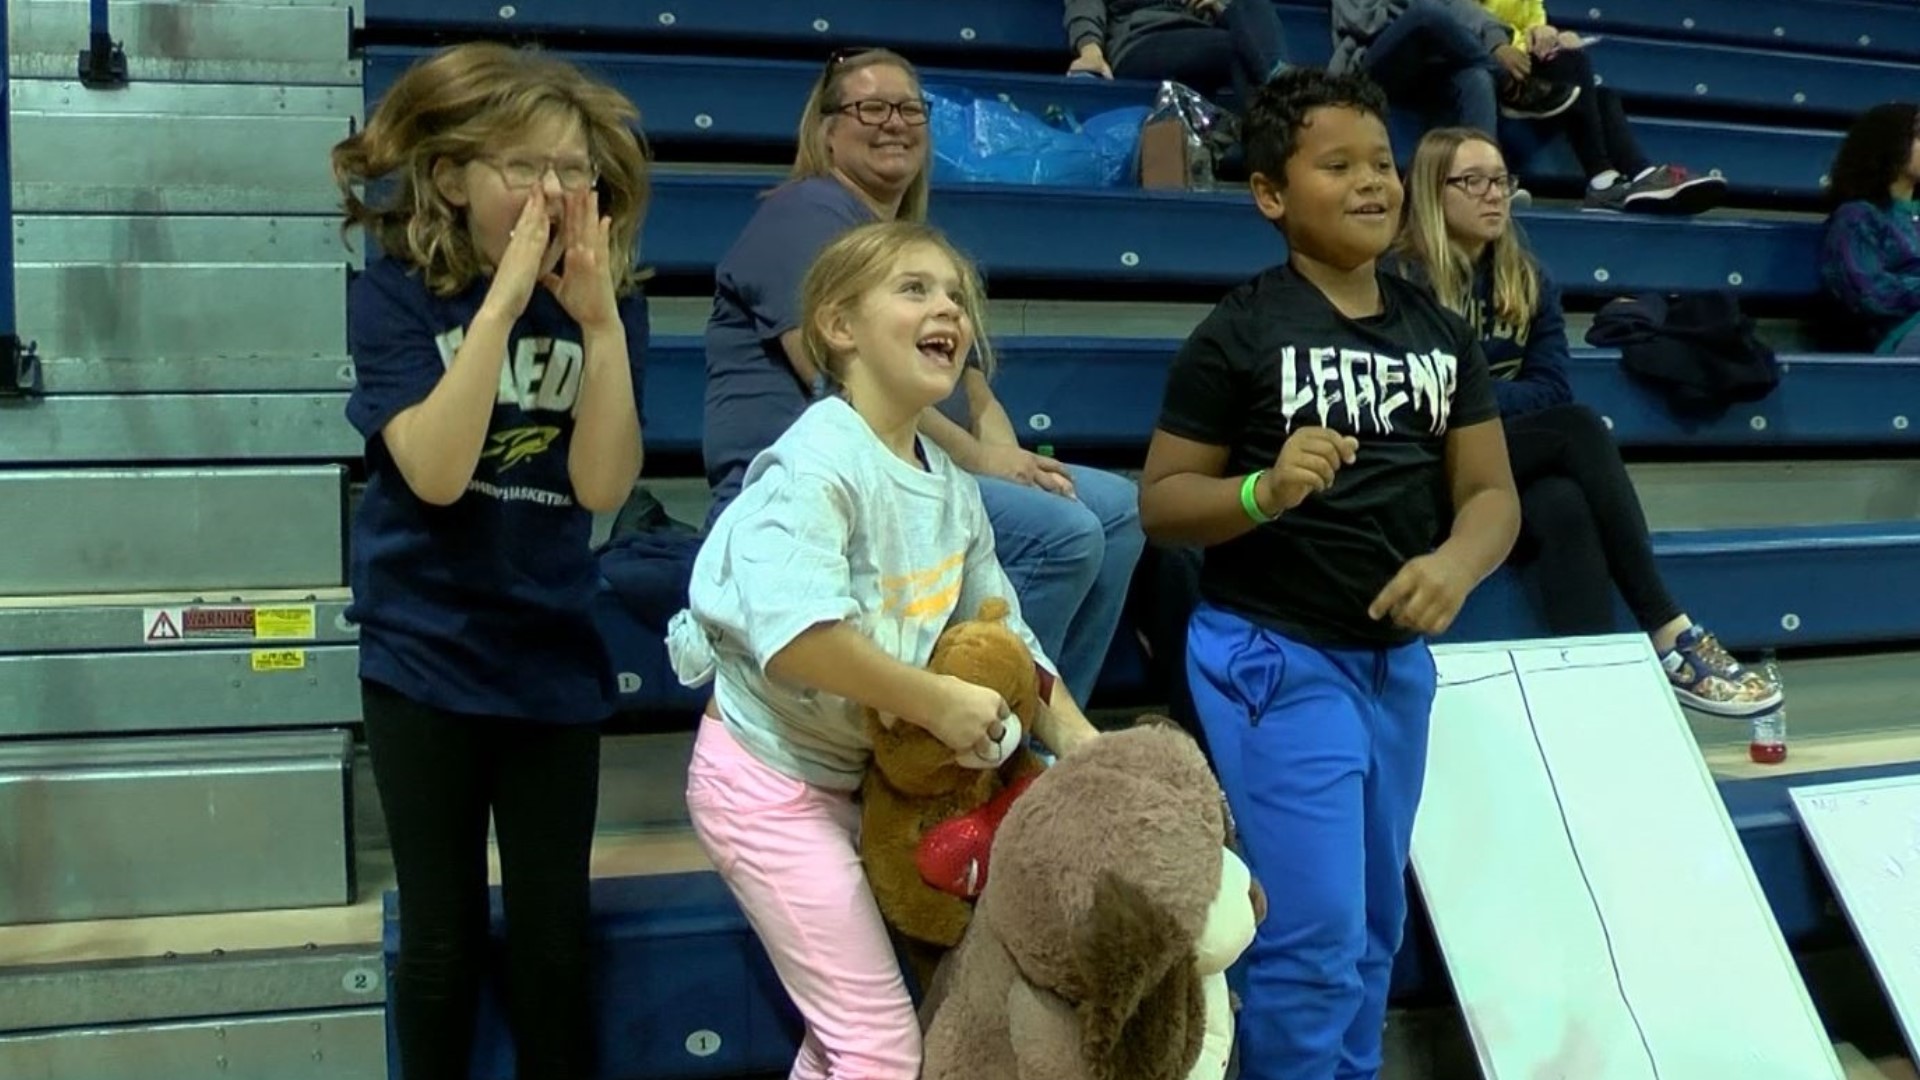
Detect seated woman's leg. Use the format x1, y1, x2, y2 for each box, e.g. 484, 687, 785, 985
1516, 473, 1620, 635
1221, 0, 1290, 99
1113, 27, 1236, 98
1520, 404, 1778, 713
977, 466, 1143, 704
1530, 404, 1682, 633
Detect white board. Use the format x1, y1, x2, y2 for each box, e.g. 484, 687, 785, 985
1791, 774, 1920, 1063
1413, 635, 1841, 1080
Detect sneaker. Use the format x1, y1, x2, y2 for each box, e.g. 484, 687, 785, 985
1580, 178, 1630, 213
1660, 625, 1783, 718
1618, 164, 1728, 215
1500, 78, 1580, 120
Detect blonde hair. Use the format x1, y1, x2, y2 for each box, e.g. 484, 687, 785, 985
800, 221, 993, 387
790, 49, 931, 223
1392, 127, 1539, 332
332, 42, 650, 297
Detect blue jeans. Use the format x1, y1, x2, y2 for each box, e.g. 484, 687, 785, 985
1362, 0, 1502, 140
977, 464, 1144, 705
1187, 604, 1436, 1080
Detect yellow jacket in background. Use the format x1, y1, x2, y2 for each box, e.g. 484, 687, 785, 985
1478, 0, 1547, 47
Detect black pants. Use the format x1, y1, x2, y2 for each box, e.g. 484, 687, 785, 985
1533, 48, 1651, 181
363, 680, 603, 1080
1505, 404, 1683, 635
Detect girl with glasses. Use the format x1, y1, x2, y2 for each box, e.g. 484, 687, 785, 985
1393, 127, 1781, 717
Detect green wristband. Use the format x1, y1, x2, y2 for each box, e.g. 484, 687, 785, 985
1240, 470, 1274, 524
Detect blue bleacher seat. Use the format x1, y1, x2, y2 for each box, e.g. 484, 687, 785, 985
642, 336, 1920, 455
1551, 0, 1920, 64
643, 173, 1823, 296
1272, 3, 1920, 122
364, 47, 1163, 151
382, 873, 803, 1079
379, 762, 1915, 1050
364, 47, 1841, 203
359, 0, 1064, 59
1444, 520, 1920, 652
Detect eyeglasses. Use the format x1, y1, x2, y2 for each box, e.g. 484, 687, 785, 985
477, 156, 599, 192
825, 99, 930, 127
1444, 173, 1521, 199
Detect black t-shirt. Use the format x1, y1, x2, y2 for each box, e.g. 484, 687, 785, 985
1157, 264, 1499, 648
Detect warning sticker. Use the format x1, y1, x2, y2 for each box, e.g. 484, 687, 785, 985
251, 649, 307, 673
141, 604, 319, 646
144, 609, 183, 643
254, 606, 317, 640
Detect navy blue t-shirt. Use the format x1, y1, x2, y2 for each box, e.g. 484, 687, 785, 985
703, 177, 875, 524
345, 255, 649, 722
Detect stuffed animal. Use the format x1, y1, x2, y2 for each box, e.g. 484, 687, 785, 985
861, 597, 1049, 984
920, 720, 1265, 1080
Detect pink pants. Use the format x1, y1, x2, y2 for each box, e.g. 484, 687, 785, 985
685, 718, 921, 1080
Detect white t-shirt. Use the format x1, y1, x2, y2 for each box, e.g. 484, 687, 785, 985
671, 396, 1055, 791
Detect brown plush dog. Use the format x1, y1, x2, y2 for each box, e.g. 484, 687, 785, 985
920, 720, 1264, 1080
861, 597, 1048, 984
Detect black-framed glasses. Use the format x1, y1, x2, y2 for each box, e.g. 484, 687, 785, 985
1444, 172, 1521, 199
825, 98, 930, 127
478, 156, 599, 192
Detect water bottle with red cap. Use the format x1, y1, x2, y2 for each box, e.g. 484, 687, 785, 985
1749, 652, 1787, 765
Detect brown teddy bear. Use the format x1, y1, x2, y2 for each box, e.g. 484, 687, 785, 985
920, 720, 1265, 1080
861, 597, 1049, 985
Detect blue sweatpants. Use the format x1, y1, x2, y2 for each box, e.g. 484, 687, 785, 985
1187, 603, 1437, 1080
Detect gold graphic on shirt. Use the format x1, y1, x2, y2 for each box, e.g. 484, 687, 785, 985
880, 552, 966, 619
481, 425, 562, 473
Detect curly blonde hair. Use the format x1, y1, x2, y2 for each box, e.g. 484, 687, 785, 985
333, 42, 650, 297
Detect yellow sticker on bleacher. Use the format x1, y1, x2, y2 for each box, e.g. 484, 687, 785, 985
254, 605, 317, 640
251, 649, 307, 673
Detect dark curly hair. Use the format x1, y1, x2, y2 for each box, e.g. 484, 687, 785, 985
1827, 102, 1919, 208
1242, 68, 1391, 186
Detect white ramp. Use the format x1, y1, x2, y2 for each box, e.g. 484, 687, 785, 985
1413, 637, 1840, 1080
1791, 774, 1920, 1064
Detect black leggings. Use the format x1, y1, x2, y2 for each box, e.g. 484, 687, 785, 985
363, 680, 603, 1080
1505, 404, 1683, 635
1532, 48, 1651, 181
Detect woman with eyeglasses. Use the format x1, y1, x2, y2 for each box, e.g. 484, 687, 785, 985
1820, 103, 1920, 356
1392, 128, 1781, 716
701, 47, 1145, 709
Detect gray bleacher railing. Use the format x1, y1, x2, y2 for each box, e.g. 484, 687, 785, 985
2, 5, 42, 397
78, 0, 128, 88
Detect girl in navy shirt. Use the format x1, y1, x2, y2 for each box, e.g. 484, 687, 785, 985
332, 42, 650, 1080
1393, 127, 1780, 718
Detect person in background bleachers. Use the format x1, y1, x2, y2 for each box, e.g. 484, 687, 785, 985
1820, 102, 1920, 356
1139, 69, 1520, 1080
1393, 128, 1782, 716
672, 220, 1101, 1080
1330, 0, 1577, 151
1472, 0, 1727, 213
1062, 0, 1290, 107
331, 43, 652, 1080
701, 47, 1144, 707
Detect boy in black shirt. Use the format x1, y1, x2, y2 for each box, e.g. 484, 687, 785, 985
1139, 69, 1519, 1080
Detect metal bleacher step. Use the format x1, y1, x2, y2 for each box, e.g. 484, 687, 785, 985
0, 587, 357, 735
0, 467, 347, 597
8, 0, 360, 86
